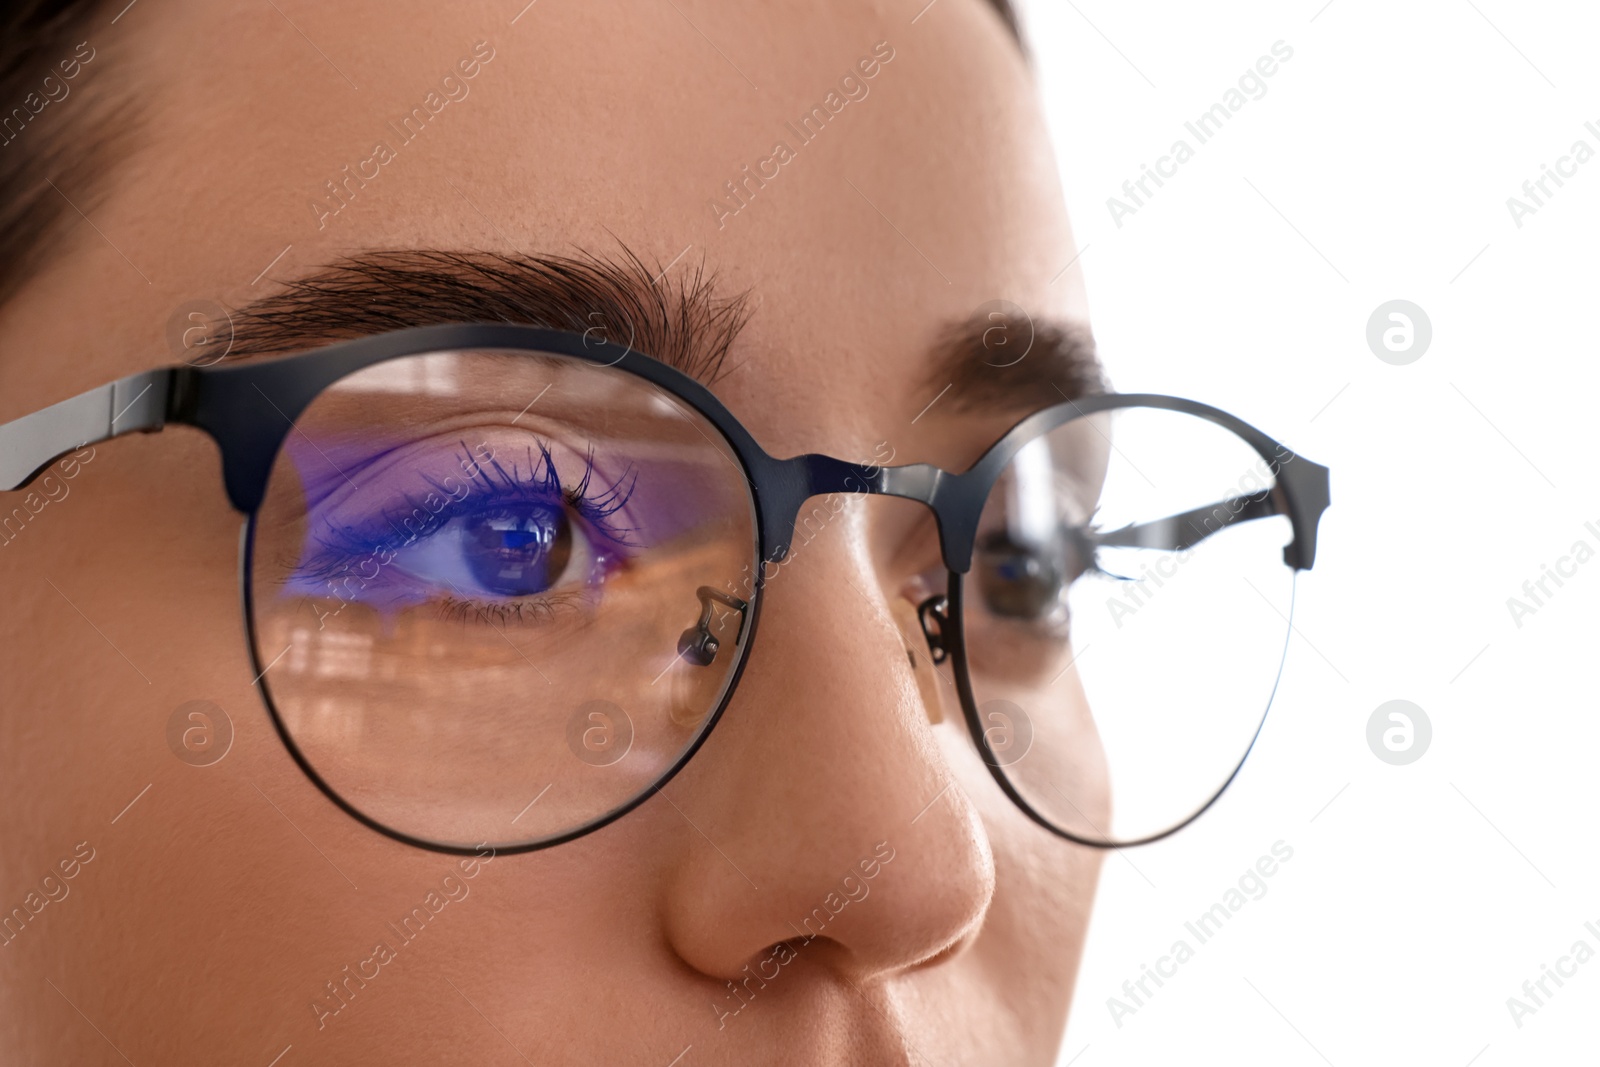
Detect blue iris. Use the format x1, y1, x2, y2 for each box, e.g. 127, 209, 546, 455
464, 505, 571, 596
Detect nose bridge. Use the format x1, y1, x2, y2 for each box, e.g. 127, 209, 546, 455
768, 454, 966, 567
656, 525, 997, 987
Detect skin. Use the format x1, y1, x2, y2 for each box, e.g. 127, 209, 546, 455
0, 0, 1101, 1063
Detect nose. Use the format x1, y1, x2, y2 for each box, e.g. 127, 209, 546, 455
656, 504, 996, 988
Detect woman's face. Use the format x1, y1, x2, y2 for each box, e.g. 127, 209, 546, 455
0, 1, 1101, 1062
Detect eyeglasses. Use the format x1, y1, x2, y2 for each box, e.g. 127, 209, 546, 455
0, 324, 1329, 854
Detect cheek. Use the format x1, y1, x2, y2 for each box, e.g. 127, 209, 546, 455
0, 432, 441, 1053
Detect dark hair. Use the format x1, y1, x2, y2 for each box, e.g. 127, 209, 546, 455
0, 0, 132, 305
0, 0, 1022, 306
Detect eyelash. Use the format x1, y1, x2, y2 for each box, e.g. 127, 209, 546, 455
296, 440, 640, 590
435, 589, 593, 627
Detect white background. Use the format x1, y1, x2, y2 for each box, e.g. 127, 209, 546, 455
1008, 1, 1600, 1064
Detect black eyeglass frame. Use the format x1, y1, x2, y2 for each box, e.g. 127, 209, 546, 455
0, 323, 1331, 854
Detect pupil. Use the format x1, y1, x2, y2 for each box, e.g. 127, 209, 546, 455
976, 530, 1067, 620
464, 506, 572, 596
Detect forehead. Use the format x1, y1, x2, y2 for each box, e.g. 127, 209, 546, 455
21, 0, 1083, 459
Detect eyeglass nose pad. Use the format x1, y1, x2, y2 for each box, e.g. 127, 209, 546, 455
892, 595, 950, 725
677, 626, 720, 667
669, 587, 750, 728
675, 586, 750, 669
916, 594, 950, 665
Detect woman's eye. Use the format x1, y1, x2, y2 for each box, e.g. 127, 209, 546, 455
462, 505, 573, 596
385, 500, 600, 604
286, 438, 640, 621
975, 529, 1081, 622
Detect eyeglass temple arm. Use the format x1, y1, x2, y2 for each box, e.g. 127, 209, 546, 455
1091, 487, 1279, 554
0, 368, 174, 492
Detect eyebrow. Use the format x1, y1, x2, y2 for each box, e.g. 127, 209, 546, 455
218, 247, 1107, 414
925, 312, 1109, 415
220, 248, 753, 383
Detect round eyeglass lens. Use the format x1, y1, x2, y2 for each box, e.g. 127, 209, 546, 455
248, 349, 759, 850
958, 404, 1296, 845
